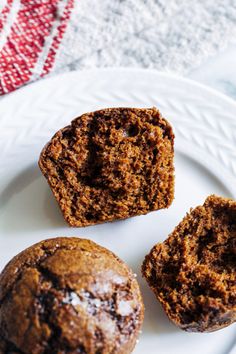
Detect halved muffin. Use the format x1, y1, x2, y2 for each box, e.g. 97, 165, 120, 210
142, 195, 236, 332
39, 107, 175, 227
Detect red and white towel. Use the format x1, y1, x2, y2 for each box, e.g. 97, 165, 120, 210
0, 0, 74, 95
0, 0, 236, 96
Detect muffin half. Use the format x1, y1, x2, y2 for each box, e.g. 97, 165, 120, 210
142, 195, 236, 332
39, 107, 175, 227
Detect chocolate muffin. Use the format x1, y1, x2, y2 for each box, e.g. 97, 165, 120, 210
39, 107, 175, 227
0, 237, 144, 353
142, 195, 236, 332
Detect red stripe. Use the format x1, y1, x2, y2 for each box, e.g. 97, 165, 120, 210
0, 0, 68, 94
0, 0, 14, 33
41, 0, 75, 77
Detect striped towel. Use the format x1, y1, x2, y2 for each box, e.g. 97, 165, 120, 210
0, 0, 74, 95
1, 1, 236, 96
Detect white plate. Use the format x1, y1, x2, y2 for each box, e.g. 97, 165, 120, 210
1, 68, 236, 354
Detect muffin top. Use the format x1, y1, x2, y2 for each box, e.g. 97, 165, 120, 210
0, 237, 144, 354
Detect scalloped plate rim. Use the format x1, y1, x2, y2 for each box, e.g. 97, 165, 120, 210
1, 67, 236, 107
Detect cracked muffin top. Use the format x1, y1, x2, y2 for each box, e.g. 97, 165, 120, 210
39, 107, 174, 227
142, 195, 236, 332
0, 237, 144, 354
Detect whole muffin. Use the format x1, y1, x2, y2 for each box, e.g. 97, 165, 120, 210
0, 237, 144, 354
142, 195, 236, 332
39, 107, 175, 227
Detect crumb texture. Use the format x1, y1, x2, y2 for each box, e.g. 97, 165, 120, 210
0, 237, 144, 354
39, 107, 174, 227
142, 195, 236, 332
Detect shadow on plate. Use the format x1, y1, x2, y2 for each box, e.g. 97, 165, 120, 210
0, 163, 65, 233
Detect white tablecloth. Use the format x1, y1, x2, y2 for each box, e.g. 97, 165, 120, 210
50, 0, 236, 76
